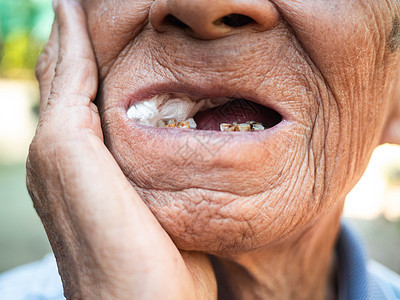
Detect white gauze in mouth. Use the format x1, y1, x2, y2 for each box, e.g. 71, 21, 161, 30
127, 93, 230, 126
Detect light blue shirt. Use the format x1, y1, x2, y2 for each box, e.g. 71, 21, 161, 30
0, 221, 399, 299
337, 222, 400, 299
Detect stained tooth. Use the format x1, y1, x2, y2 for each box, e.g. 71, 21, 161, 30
232, 123, 239, 131
166, 120, 179, 127
238, 123, 251, 131
157, 120, 167, 127
220, 123, 231, 132
158, 118, 197, 129
167, 120, 177, 126
220, 123, 239, 131
177, 121, 190, 129
228, 123, 239, 131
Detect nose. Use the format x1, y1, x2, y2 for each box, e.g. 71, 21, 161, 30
150, 0, 280, 40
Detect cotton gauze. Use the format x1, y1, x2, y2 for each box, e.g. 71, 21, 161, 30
127, 93, 230, 126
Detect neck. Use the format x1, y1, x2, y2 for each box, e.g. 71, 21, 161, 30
211, 205, 343, 300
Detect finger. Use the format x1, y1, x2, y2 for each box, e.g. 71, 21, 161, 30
49, 0, 98, 107
36, 19, 59, 113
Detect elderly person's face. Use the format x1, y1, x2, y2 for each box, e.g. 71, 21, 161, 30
82, 0, 400, 255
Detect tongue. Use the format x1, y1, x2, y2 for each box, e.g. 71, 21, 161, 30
194, 98, 281, 131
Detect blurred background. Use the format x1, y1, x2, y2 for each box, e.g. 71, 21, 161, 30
0, 0, 53, 272
0, 0, 400, 276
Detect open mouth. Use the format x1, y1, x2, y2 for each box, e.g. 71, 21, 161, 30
127, 93, 282, 131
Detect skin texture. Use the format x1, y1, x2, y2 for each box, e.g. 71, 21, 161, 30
27, 0, 400, 299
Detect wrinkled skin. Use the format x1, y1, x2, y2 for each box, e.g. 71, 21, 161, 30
27, 0, 400, 299
86, 0, 400, 252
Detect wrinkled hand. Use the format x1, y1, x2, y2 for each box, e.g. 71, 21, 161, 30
26, 0, 216, 298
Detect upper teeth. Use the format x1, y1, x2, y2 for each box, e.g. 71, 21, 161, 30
127, 93, 230, 127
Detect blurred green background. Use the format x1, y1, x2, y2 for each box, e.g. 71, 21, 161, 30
0, 0, 400, 276
0, 0, 53, 79
0, 0, 53, 272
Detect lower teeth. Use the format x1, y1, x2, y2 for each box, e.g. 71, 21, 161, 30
220, 121, 265, 132
157, 119, 265, 132
157, 118, 197, 129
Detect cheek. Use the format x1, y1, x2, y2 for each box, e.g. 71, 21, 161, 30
276, 0, 395, 183
84, 0, 153, 75
278, 0, 381, 88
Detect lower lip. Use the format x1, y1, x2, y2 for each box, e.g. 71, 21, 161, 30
108, 106, 294, 194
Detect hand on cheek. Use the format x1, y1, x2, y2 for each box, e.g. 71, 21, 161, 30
27, 0, 216, 299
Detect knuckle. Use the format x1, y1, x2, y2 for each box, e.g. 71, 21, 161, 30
26, 158, 39, 199
27, 134, 47, 171
26, 140, 46, 203
28, 116, 60, 160
26, 125, 64, 204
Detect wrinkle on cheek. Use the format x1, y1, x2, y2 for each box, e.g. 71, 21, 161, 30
274, 1, 395, 190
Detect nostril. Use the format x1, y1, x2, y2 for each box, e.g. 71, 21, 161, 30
216, 14, 255, 28
150, 0, 279, 40
164, 14, 189, 29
